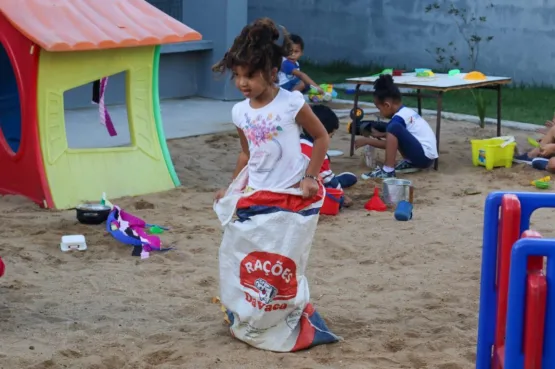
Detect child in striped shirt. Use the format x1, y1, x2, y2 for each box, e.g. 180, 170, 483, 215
301, 105, 357, 207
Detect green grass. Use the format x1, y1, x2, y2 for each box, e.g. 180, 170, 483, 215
302, 60, 555, 125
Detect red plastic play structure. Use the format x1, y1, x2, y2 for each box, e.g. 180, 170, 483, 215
0, 11, 51, 207
492, 195, 546, 369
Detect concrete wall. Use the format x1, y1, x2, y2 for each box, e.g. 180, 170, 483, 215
182, 0, 247, 101
249, 0, 555, 85
65, 0, 245, 109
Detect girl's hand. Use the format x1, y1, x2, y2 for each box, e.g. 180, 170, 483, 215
354, 137, 370, 149
214, 188, 226, 202
317, 86, 325, 94
300, 176, 319, 198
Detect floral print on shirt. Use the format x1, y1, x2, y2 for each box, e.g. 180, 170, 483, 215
243, 113, 283, 146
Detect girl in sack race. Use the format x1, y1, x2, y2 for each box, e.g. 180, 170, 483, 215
212, 18, 340, 352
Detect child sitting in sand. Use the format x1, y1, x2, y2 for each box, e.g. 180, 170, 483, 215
514, 113, 555, 172
354, 74, 438, 179
301, 104, 357, 207
277, 34, 323, 95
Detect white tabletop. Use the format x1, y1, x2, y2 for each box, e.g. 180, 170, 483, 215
346, 72, 512, 90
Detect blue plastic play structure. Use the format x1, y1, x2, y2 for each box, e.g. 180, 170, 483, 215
476, 191, 555, 369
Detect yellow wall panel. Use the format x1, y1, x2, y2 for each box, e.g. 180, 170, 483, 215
37, 47, 174, 209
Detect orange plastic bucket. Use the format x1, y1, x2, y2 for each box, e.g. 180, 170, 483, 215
321, 188, 344, 215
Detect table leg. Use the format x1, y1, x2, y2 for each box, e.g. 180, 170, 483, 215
434, 91, 444, 170
350, 84, 361, 156
417, 89, 422, 116
496, 84, 502, 136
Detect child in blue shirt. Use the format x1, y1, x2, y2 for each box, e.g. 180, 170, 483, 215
278, 34, 323, 95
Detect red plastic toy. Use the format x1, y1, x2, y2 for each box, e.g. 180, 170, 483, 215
364, 187, 387, 212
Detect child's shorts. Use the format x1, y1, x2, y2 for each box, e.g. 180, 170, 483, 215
386, 120, 435, 169
280, 78, 310, 94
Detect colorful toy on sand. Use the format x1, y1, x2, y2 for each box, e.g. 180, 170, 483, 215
528, 137, 540, 148
308, 84, 337, 103
476, 192, 555, 368
0, 0, 202, 209
531, 176, 551, 189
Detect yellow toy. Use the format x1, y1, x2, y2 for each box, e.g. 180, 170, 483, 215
308, 84, 337, 103
471, 137, 516, 170
531, 176, 551, 189
416, 70, 435, 77
465, 71, 487, 81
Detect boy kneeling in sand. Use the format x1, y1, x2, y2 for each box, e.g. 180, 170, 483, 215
354, 75, 438, 179
301, 105, 357, 207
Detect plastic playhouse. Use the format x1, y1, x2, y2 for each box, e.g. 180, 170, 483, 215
476, 192, 555, 368
0, 0, 201, 209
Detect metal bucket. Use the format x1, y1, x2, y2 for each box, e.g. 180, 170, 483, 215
382, 179, 414, 207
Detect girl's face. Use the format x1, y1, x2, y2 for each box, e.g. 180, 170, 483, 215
373, 97, 395, 119
233, 66, 278, 100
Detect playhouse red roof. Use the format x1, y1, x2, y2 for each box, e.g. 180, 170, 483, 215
0, 0, 202, 52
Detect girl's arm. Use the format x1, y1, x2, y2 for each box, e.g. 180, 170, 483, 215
354, 136, 386, 150
296, 104, 329, 177
232, 128, 250, 180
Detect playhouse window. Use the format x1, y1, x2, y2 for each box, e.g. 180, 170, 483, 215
64, 71, 132, 149
0, 42, 22, 154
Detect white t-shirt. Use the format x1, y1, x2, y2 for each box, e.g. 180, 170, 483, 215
232, 88, 307, 190
393, 107, 439, 159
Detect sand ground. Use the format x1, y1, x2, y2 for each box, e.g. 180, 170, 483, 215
1, 113, 553, 369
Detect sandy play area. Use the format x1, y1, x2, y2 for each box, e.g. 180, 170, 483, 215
1, 114, 554, 369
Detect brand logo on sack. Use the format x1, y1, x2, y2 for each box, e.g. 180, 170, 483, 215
240, 251, 298, 307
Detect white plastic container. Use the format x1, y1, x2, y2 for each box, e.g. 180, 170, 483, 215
60, 235, 87, 252
363, 145, 376, 168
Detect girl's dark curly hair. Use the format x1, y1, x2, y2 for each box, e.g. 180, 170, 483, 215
373, 74, 402, 102
212, 18, 293, 82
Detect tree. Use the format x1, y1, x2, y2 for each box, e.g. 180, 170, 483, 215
425, 1, 494, 71
425, 1, 495, 128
